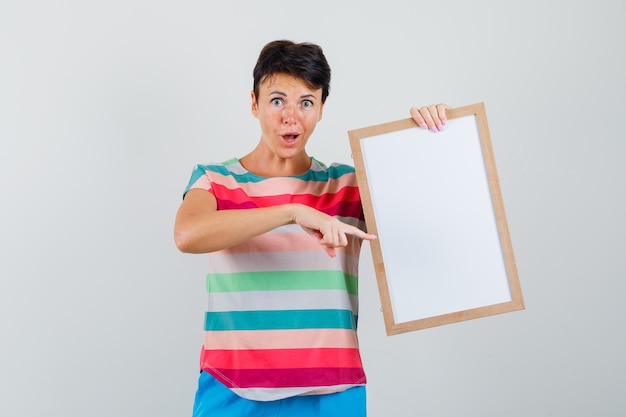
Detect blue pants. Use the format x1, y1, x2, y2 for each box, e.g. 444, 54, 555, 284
192, 371, 367, 417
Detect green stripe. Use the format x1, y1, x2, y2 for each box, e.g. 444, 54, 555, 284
204, 309, 357, 331
206, 270, 358, 295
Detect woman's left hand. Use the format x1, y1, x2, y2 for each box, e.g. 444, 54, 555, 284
410, 104, 450, 133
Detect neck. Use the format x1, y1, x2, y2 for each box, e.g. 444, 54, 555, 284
240, 147, 311, 177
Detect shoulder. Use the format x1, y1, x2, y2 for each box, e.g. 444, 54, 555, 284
189, 159, 254, 182
307, 159, 359, 192
310, 158, 355, 179
192, 158, 240, 174
184, 159, 245, 195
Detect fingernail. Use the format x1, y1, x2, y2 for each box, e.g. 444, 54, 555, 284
437, 123, 444, 131
420, 123, 428, 129
431, 126, 438, 133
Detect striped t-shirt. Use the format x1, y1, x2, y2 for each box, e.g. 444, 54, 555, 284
184, 157, 367, 401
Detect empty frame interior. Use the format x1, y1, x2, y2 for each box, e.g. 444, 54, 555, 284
349, 103, 524, 335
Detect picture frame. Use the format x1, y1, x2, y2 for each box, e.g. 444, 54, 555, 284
349, 103, 524, 335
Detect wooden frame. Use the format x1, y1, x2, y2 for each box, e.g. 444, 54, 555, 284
349, 103, 524, 335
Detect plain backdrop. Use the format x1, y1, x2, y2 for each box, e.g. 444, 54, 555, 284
1, 1, 624, 416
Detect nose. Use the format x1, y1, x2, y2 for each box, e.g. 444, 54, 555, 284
282, 103, 297, 124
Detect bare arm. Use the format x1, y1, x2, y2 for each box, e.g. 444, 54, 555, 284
174, 188, 376, 256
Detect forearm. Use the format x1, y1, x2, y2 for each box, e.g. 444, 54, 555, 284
174, 204, 296, 254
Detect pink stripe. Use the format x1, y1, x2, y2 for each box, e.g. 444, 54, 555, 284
188, 175, 212, 191
203, 329, 359, 350
198, 171, 358, 198
202, 348, 363, 370
207, 367, 366, 389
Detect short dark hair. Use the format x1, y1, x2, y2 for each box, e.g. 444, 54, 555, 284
253, 40, 331, 103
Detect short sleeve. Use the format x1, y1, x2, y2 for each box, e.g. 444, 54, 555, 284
182, 164, 214, 199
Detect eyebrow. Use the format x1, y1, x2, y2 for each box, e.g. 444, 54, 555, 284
269, 91, 318, 100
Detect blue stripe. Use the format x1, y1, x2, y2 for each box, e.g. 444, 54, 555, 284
204, 309, 357, 331
188, 160, 355, 185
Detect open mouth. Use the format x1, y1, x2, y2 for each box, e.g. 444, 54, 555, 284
282, 134, 300, 143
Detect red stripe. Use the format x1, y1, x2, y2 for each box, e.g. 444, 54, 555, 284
258, 186, 361, 208
219, 200, 259, 210
322, 200, 363, 219
207, 367, 366, 389
211, 183, 361, 213
202, 348, 363, 370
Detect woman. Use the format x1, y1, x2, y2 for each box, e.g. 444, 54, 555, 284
175, 39, 448, 417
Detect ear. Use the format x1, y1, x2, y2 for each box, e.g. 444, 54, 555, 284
250, 91, 259, 118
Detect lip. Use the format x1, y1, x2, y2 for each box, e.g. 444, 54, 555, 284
280, 133, 301, 146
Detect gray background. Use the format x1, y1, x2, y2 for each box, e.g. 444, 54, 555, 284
1, 1, 624, 416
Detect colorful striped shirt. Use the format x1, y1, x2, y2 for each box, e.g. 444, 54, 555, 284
184, 157, 367, 401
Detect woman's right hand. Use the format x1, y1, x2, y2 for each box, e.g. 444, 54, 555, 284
175, 190, 375, 257
289, 204, 377, 257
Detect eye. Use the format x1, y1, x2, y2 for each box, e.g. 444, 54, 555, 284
271, 98, 283, 107
301, 100, 313, 109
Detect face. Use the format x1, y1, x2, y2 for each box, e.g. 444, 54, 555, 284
251, 73, 324, 162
